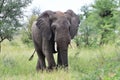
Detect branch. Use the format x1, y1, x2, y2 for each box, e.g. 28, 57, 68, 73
0, 36, 7, 43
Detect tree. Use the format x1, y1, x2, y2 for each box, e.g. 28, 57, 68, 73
80, 6, 90, 46
75, 0, 120, 47
93, 0, 119, 45
0, 0, 32, 43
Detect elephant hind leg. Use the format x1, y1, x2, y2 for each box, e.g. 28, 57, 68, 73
36, 49, 46, 71
36, 58, 41, 71
42, 38, 56, 70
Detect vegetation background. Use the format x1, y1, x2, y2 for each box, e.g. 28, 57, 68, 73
0, 0, 120, 80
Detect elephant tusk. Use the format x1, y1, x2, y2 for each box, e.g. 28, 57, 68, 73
29, 50, 36, 61
55, 42, 57, 52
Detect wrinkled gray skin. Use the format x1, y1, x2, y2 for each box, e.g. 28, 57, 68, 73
31, 10, 80, 71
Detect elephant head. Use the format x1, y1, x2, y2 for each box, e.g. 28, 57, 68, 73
36, 10, 71, 50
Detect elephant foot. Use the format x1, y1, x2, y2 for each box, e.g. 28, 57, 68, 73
36, 59, 46, 72
46, 67, 57, 72
36, 63, 41, 71
36, 67, 47, 72
36, 67, 42, 72
57, 64, 68, 71
46, 65, 57, 72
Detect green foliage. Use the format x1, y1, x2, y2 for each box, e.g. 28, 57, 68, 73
92, 0, 119, 45
75, 5, 101, 47
0, 0, 32, 43
21, 30, 33, 47
93, 0, 118, 11
2, 55, 16, 68
75, 0, 120, 47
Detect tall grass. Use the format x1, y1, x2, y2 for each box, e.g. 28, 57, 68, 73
0, 37, 120, 80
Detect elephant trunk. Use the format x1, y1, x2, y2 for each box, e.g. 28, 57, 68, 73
56, 39, 69, 67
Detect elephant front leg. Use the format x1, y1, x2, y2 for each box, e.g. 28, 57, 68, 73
45, 53, 56, 70
57, 50, 62, 67
58, 48, 68, 68
61, 52, 68, 67
36, 57, 46, 71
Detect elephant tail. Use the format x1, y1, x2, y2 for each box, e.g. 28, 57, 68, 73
29, 50, 36, 61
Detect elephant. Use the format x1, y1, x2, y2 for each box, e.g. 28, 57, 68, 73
31, 10, 80, 71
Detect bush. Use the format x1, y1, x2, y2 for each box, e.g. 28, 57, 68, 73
21, 30, 33, 47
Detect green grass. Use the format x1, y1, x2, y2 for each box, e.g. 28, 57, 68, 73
0, 37, 120, 80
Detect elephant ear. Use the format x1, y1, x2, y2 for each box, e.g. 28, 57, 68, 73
36, 10, 54, 40
65, 10, 80, 39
